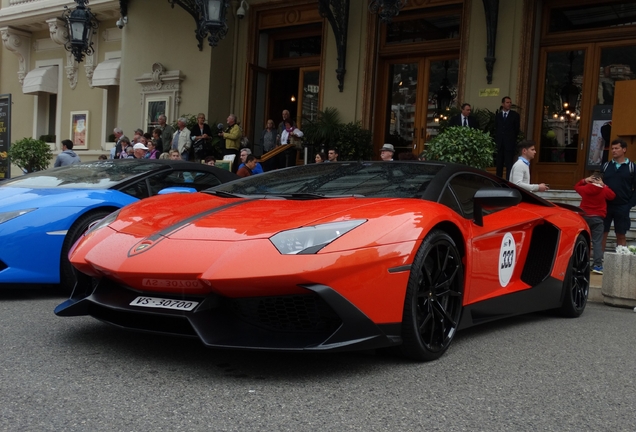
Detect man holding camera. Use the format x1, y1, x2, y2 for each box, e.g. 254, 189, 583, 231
219, 114, 241, 172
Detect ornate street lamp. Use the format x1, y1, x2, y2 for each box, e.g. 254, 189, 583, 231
368, 0, 406, 23
196, 0, 229, 47
169, 0, 229, 49
62, 0, 99, 63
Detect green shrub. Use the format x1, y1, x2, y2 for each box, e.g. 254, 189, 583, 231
302, 107, 341, 149
424, 126, 495, 170
8, 137, 53, 173
38, 134, 56, 143
336, 122, 373, 161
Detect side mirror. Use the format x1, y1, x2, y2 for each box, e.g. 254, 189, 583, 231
473, 188, 521, 226
158, 187, 197, 195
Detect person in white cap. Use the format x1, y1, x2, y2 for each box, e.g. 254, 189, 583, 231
133, 142, 148, 159
380, 143, 395, 161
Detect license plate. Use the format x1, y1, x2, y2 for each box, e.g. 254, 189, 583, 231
130, 296, 199, 311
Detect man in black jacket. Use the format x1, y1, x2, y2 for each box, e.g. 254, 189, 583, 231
448, 103, 479, 129
495, 96, 521, 180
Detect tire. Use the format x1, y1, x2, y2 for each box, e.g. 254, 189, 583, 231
401, 229, 464, 361
558, 234, 589, 318
59, 209, 113, 294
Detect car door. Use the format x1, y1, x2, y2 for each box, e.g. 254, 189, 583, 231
439, 173, 544, 305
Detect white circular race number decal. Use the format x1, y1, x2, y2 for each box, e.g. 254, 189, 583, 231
498, 232, 516, 287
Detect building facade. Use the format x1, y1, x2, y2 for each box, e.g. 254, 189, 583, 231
1, 0, 635, 189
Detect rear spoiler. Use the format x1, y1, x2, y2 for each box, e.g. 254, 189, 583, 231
552, 202, 585, 214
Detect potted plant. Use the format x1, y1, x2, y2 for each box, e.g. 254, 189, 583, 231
302, 107, 341, 152
423, 126, 495, 170
8, 137, 53, 173
601, 246, 636, 308
336, 121, 373, 161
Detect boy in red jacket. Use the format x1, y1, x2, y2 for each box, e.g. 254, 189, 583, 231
574, 173, 616, 274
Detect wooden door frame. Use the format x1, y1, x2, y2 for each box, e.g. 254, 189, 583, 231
373, 54, 460, 159
531, 43, 594, 189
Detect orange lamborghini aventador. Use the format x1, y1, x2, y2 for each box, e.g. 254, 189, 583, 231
55, 161, 590, 361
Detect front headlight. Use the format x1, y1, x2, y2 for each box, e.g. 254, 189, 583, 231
0, 208, 36, 225
84, 209, 120, 236
270, 219, 367, 255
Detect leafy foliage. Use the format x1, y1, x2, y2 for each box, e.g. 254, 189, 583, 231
170, 114, 198, 130
8, 137, 53, 173
302, 107, 373, 161
336, 122, 373, 161
424, 126, 495, 170
302, 107, 342, 149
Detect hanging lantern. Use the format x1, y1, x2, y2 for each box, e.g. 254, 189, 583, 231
62, 0, 99, 63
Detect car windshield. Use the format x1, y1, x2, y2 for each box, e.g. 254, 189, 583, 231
211, 162, 442, 198
1, 160, 160, 189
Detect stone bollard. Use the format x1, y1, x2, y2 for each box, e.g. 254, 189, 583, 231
601, 252, 636, 308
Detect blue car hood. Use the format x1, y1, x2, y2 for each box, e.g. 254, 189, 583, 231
0, 187, 137, 211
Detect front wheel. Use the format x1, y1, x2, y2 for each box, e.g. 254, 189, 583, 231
60, 209, 113, 294
559, 234, 589, 317
401, 229, 464, 361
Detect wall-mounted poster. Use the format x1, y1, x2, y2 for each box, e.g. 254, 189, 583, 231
70, 111, 89, 149
586, 105, 613, 171
0, 94, 11, 179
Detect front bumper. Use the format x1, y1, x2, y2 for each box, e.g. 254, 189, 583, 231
55, 275, 402, 352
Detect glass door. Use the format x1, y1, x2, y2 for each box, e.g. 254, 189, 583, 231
377, 57, 458, 159
533, 46, 591, 189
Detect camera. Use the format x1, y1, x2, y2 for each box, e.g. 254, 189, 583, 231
116, 16, 127, 29
217, 123, 224, 132
237, 1, 248, 19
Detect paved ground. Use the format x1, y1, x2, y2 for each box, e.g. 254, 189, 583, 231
1, 289, 635, 431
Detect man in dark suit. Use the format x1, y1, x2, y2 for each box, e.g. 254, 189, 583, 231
448, 103, 479, 129
495, 96, 521, 180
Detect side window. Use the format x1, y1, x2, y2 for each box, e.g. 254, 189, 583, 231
147, 170, 222, 195
439, 187, 462, 215
442, 174, 498, 219
120, 179, 150, 199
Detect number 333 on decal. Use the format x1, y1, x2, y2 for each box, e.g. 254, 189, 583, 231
498, 232, 516, 287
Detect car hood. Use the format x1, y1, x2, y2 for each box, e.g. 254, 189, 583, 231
0, 186, 120, 210
112, 192, 414, 241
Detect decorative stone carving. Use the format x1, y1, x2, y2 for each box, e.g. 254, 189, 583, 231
0, 26, 31, 85
65, 52, 79, 90
135, 63, 185, 125
46, 18, 79, 90
46, 18, 68, 46
135, 63, 184, 97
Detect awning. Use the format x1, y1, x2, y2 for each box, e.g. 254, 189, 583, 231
22, 66, 58, 94
92, 59, 121, 88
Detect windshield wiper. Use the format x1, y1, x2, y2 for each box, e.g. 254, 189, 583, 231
273, 193, 365, 200
204, 190, 245, 198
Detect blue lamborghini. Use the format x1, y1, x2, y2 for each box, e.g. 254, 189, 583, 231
0, 159, 238, 290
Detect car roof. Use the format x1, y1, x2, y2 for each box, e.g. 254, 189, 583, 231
1, 159, 239, 190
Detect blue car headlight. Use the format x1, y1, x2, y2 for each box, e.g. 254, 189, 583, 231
0, 208, 36, 224
84, 210, 120, 236
270, 219, 367, 255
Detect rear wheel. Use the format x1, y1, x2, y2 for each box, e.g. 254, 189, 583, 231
401, 229, 464, 361
59, 210, 113, 294
559, 234, 589, 317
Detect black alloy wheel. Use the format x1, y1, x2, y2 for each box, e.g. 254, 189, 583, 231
401, 229, 464, 361
559, 234, 589, 317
